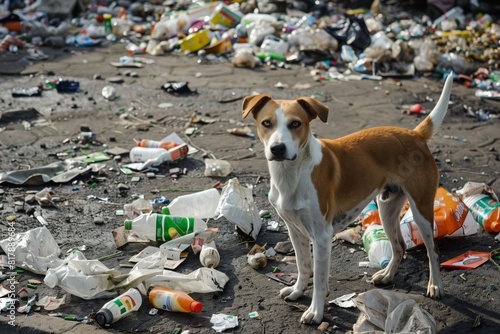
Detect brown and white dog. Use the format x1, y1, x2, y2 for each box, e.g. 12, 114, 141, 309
242, 73, 454, 324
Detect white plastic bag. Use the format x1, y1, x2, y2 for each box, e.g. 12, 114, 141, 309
0, 227, 63, 274
44, 251, 124, 300
216, 178, 262, 240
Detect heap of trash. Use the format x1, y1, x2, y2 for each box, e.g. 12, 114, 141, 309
1, 0, 499, 90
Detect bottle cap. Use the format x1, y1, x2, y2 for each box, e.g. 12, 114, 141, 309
161, 207, 171, 215
380, 258, 390, 269
491, 221, 500, 233
95, 309, 113, 327
190, 301, 203, 313
124, 220, 132, 230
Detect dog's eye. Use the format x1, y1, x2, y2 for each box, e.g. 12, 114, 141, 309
290, 121, 301, 129
262, 120, 271, 128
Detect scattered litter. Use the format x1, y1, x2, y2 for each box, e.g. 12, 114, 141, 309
334, 226, 363, 244
266, 272, 297, 286
441, 251, 491, 270
102, 86, 118, 100
329, 292, 357, 308
36, 295, 67, 311
210, 313, 238, 332
161, 82, 196, 95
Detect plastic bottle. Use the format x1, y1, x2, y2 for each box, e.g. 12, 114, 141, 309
148, 286, 203, 313
432, 7, 464, 28
463, 194, 500, 233
123, 198, 153, 220
124, 213, 207, 242
137, 139, 178, 150
161, 188, 221, 219
94, 288, 142, 327
360, 200, 381, 228
400, 187, 479, 249
199, 241, 220, 268
362, 224, 392, 269
103, 14, 113, 35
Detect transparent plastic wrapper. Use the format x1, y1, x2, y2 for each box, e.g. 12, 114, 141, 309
216, 177, 262, 240
411, 37, 440, 72
247, 21, 275, 46
211, 313, 239, 332
44, 251, 125, 300
352, 289, 436, 333
287, 27, 338, 52
260, 35, 289, 56
0, 226, 63, 275
438, 52, 471, 74
204, 158, 233, 177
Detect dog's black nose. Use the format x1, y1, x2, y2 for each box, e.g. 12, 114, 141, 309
270, 143, 286, 158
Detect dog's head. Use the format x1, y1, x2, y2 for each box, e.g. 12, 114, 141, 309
242, 94, 329, 161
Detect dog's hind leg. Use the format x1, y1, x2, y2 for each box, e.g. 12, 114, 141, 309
372, 185, 407, 286
405, 187, 444, 299
279, 225, 313, 301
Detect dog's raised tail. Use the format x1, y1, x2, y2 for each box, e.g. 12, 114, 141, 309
414, 72, 454, 141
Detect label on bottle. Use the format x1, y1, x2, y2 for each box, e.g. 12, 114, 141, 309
362, 226, 388, 253
155, 216, 194, 242
469, 195, 500, 227
113, 293, 138, 314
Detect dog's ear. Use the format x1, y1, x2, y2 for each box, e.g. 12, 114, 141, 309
242, 94, 272, 119
296, 97, 329, 123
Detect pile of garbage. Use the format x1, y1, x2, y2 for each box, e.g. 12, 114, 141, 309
1, 1, 500, 89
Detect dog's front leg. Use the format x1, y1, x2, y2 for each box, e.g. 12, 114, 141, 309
279, 224, 312, 301
300, 225, 333, 324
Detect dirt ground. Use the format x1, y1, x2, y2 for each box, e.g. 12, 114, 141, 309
0, 40, 499, 334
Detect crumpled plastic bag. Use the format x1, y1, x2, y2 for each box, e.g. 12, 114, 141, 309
216, 177, 262, 240
352, 289, 436, 334
0, 227, 63, 274
144, 268, 229, 294
44, 251, 125, 300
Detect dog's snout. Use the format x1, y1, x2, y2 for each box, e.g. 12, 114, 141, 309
270, 143, 286, 158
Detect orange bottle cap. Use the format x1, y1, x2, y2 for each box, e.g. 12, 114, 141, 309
491, 221, 500, 233
191, 301, 203, 313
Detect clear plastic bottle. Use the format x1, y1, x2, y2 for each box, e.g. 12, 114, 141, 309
199, 241, 220, 268
94, 288, 142, 327
137, 139, 178, 150
463, 194, 500, 233
361, 200, 381, 228
123, 198, 153, 220
161, 188, 221, 219
362, 224, 392, 269
124, 213, 207, 242
148, 286, 203, 313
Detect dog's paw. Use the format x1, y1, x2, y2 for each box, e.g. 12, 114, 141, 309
280, 286, 304, 301
300, 306, 323, 324
371, 268, 393, 286
426, 283, 443, 299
